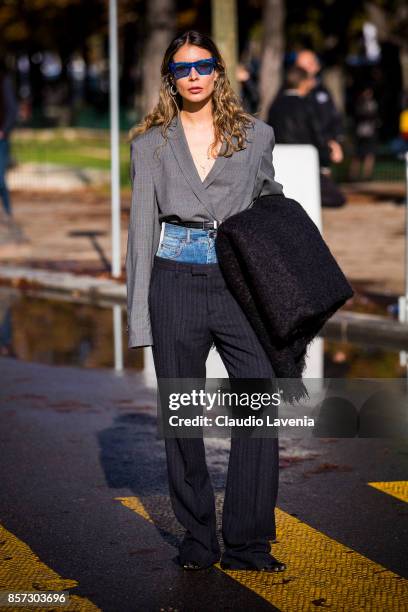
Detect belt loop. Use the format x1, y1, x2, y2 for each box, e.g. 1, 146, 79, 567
159, 221, 166, 244
186, 228, 191, 243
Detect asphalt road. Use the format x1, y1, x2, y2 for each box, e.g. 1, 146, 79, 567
0, 355, 407, 611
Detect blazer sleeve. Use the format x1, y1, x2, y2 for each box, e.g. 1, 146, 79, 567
252, 125, 284, 200
125, 140, 158, 349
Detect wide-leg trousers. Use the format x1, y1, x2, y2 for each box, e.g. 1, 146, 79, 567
148, 254, 280, 568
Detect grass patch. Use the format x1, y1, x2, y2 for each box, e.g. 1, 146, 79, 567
10, 129, 132, 186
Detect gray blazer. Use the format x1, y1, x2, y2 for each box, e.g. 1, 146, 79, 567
125, 112, 284, 349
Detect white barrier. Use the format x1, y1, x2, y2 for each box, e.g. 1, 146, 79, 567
273, 144, 322, 230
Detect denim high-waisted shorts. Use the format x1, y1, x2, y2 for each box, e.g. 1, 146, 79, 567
155, 222, 218, 264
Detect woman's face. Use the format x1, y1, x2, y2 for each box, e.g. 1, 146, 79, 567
170, 43, 218, 105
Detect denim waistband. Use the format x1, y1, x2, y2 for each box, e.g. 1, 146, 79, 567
153, 254, 221, 275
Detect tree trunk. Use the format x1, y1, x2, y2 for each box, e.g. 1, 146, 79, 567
212, 0, 239, 94
258, 0, 285, 120
142, 0, 176, 115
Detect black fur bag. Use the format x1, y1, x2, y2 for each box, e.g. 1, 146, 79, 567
215, 194, 354, 404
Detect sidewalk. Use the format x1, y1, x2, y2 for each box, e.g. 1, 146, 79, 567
0, 185, 406, 293
0, 189, 131, 275
1, 186, 408, 347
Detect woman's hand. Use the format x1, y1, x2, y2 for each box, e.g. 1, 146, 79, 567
328, 139, 343, 163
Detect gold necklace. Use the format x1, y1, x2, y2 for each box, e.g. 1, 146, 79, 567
192, 145, 219, 179
193, 152, 213, 172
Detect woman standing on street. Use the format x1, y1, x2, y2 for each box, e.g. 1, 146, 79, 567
126, 30, 287, 572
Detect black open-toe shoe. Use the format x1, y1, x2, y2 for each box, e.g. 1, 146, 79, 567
179, 557, 218, 571
182, 561, 208, 570
220, 557, 287, 572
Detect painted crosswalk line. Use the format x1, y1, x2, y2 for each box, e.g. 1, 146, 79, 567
368, 481, 408, 504
0, 523, 100, 611
117, 496, 408, 611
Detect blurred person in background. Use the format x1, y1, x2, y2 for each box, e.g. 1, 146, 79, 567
295, 49, 344, 165
391, 91, 408, 157
236, 61, 260, 114
267, 66, 331, 165
349, 86, 380, 181
0, 63, 18, 218
267, 65, 346, 207
399, 94, 408, 151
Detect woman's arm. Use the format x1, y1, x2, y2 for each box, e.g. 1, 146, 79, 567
125, 140, 158, 349
252, 125, 284, 200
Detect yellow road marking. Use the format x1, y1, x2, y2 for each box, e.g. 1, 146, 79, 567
0, 523, 100, 611
116, 496, 154, 524
368, 481, 408, 504
118, 496, 408, 611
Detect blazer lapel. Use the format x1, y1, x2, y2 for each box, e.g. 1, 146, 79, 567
167, 114, 228, 220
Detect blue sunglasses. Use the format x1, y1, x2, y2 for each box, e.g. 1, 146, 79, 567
168, 57, 217, 80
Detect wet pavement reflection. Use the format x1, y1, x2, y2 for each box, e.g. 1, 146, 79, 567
0, 288, 142, 370
0, 287, 406, 377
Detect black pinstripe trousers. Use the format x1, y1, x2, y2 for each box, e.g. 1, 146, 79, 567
148, 254, 280, 569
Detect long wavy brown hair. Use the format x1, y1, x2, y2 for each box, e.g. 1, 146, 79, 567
128, 30, 255, 157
